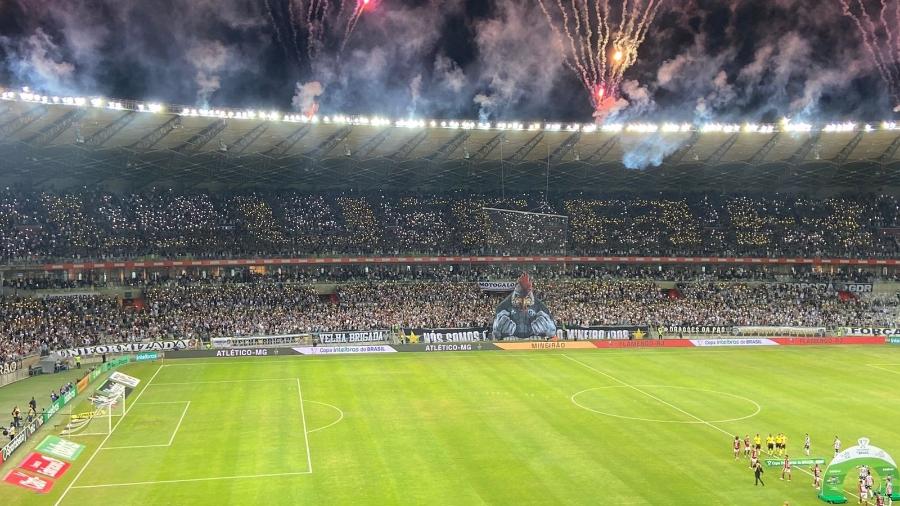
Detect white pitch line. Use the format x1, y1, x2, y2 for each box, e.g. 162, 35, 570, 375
158, 348, 772, 368
561, 354, 859, 500
133, 401, 193, 405
167, 401, 190, 446
69, 470, 313, 489
102, 444, 170, 450
867, 364, 900, 377
150, 378, 296, 385
55, 364, 165, 506
304, 400, 345, 434
296, 378, 313, 473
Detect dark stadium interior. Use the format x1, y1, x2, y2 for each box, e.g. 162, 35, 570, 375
1, 101, 899, 195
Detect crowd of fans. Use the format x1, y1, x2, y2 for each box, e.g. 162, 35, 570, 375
1, 279, 896, 364
1, 190, 898, 261
1, 263, 889, 293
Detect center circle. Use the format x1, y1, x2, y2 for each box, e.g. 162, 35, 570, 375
570, 385, 760, 424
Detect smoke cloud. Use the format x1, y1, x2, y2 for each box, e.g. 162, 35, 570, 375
292, 80, 324, 114
0, 0, 896, 171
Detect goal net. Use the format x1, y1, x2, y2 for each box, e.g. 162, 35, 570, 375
61, 389, 126, 437
481, 207, 569, 255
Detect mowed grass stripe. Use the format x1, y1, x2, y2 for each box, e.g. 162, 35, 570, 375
6, 346, 899, 506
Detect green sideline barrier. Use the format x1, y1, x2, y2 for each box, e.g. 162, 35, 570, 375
42, 356, 129, 423
0, 355, 131, 464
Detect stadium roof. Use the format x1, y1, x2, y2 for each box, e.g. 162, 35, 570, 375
1, 95, 899, 195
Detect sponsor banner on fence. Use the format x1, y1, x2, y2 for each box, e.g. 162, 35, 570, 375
166, 348, 298, 359
689, 338, 779, 347
478, 281, 516, 292
890, 337, 900, 345
293, 345, 397, 355
1, 360, 18, 375
56, 339, 188, 357
734, 326, 825, 337
494, 341, 597, 351
394, 343, 499, 352
135, 352, 159, 361
1, 417, 42, 464
402, 327, 491, 343
34, 436, 85, 462
109, 371, 140, 388
839, 327, 900, 336
560, 326, 649, 341
660, 325, 734, 336
314, 331, 389, 344
18, 452, 71, 479
3, 469, 54, 493
592, 339, 694, 349
76, 375, 89, 394
771, 336, 885, 346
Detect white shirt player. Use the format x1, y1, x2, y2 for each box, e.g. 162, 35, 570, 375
834, 438, 841, 452
805, 434, 811, 448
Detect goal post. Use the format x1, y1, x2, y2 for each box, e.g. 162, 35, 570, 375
62, 390, 125, 437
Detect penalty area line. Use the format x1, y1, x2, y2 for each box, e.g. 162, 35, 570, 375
54, 364, 165, 506
69, 470, 313, 489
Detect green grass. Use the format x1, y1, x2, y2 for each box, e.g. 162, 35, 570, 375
2, 345, 900, 505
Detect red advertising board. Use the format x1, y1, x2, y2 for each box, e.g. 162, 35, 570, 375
771, 336, 886, 346
3, 469, 54, 493
18, 452, 71, 479
592, 339, 693, 349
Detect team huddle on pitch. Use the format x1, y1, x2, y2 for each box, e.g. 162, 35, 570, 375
732, 434, 894, 504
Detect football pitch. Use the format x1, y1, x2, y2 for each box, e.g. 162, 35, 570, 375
4, 345, 900, 505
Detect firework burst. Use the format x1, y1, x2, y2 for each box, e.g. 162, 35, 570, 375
538, 0, 664, 118
838, 0, 900, 107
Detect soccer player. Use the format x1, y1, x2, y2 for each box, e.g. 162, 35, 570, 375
866, 470, 875, 497
754, 433, 763, 452
861, 478, 870, 505
744, 434, 752, 456
750, 446, 760, 470
781, 433, 788, 456
734, 435, 742, 460
813, 463, 822, 490
775, 433, 784, 456
804, 433, 811, 456
835, 436, 842, 455
767, 433, 776, 455
754, 461, 765, 487
876, 492, 886, 506
885, 476, 893, 506
781, 454, 792, 481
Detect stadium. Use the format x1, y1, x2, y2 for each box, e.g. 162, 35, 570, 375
1, 0, 900, 505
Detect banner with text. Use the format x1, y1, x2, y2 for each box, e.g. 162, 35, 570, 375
660, 325, 735, 336
838, 327, 900, 337
786, 282, 874, 293
401, 327, 491, 343
1, 361, 19, 375
56, 340, 188, 358
314, 331, 390, 344
494, 341, 597, 351
478, 281, 516, 292
393, 343, 499, 352
560, 325, 650, 341
293, 345, 397, 355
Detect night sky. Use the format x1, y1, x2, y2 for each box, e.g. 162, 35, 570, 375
0, 0, 897, 122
